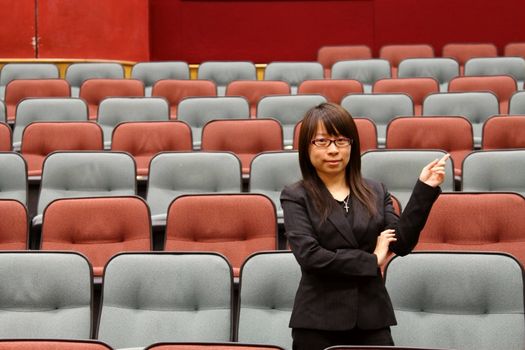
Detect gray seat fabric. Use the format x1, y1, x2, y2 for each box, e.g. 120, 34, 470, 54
13, 98, 88, 150
331, 59, 391, 93
257, 95, 326, 148
341, 93, 414, 147
177, 97, 249, 149
398, 58, 460, 92
465, 57, 525, 89
361, 150, 454, 209
0, 63, 59, 100
198, 61, 256, 96
423, 92, 499, 148
34, 151, 136, 225
385, 252, 525, 350
509, 91, 525, 114
249, 151, 301, 223
238, 252, 301, 350
98, 97, 169, 148
0, 101, 5, 123
0, 252, 92, 339
264, 62, 323, 94
462, 150, 525, 195
131, 61, 189, 96
97, 252, 233, 349
0, 152, 27, 205
146, 152, 242, 227
65, 63, 124, 97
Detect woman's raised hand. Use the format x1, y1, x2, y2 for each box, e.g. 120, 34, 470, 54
419, 153, 450, 188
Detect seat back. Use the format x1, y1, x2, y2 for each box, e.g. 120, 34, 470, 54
97, 252, 233, 349
0, 63, 59, 98
0, 123, 11, 151
226, 80, 290, 117
41, 196, 152, 276
0, 340, 112, 350
379, 44, 435, 77
464, 57, 525, 89
505, 42, 525, 58
65, 63, 124, 97
482, 115, 525, 149
442, 43, 498, 72
237, 252, 301, 349
398, 58, 460, 92
317, 45, 373, 78
198, 61, 257, 95
0, 152, 27, 205
264, 62, 323, 94
509, 91, 525, 114
0, 101, 4, 122
0, 251, 92, 339
165, 194, 277, 276
0, 199, 28, 250
373, 77, 439, 115
145, 343, 284, 350
131, 61, 190, 96
152, 80, 217, 119
385, 252, 525, 350
331, 59, 391, 93
111, 121, 193, 176
297, 79, 363, 104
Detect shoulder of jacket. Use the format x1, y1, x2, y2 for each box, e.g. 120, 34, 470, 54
281, 181, 306, 201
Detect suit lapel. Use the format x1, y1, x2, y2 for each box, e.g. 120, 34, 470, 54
327, 205, 359, 247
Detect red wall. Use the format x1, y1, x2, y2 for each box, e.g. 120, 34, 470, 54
0, 0, 35, 57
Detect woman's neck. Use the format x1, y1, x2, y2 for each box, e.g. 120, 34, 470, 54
318, 172, 349, 201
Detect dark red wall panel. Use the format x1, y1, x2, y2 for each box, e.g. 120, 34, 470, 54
0, 0, 36, 57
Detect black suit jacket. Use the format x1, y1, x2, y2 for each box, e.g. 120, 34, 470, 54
280, 178, 440, 331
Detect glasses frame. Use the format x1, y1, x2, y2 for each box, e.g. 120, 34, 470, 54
310, 137, 353, 148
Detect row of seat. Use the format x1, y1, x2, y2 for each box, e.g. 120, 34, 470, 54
0, 251, 523, 350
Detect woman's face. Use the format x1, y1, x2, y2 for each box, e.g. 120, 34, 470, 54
308, 121, 352, 181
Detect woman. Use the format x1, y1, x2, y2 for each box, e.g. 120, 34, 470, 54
280, 102, 448, 349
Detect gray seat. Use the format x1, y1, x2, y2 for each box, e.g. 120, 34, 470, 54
198, 61, 257, 96
385, 252, 525, 350
97, 97, 169, 148
462, 150, 525, 195
361, 150, 454, 209
13, 98, 88, 150
423, 92, 499, 148
237, 251, 301, 350
0, 152, 27, 206
0, 101, 5, 122
0, 63, 59, 100
0, 251, 92, 339
34, 151, 136, 226
257, 95, 326, 148
398, 58, 460, 92
249, 151, 301, 223
341, 93, 414, 147
331, 59, 391, 93
264, 62, 323, 94
97, 252, 233, 349
177, 97, 249, 149
465, 57, 525, 89
509, 91, 525, 114
65, 63, 124, 97
131, 61, 189, 96
146, 151, 242, 227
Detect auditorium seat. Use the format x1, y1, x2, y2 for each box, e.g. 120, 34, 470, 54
448, 75, 517, 114
0, 251, 92, 339
237, 252, 301, 349
386, 116, 473, 178
201, 119, 283, 176
131, 61, 190, 96
0, 340, 112, 350
226, 80, 290, 117
442, 43, 498, 74
331, 59, 391, 93
0, 63, 59, 99
177, 96, 250, 149
257, 94, 326, 148
341, 93, 414, 147
264, 62, 324, 94
4, 79, 70, 122
13, 98, 88, 150
152, 80, 217, 119
0, 122, 11, 151
21, 122, 103, 178
41, 196, 152, 277
398, 57, 460, 91
0, 152, 27, 205
482, 115, 525, 149
79, 79, 145, 120
509, 90, 525, 114
385, 252, 525, 349
145, 343, 285, 350
325, 347, 444, 350
165, 194, 277, 277
504, 42, 525, 59
97, 252, 233, 348
111, 121, 193, 177
0, 100, 4, 122
422, 91, 499, 148
361, 150, 454, 208
297, 79, 363, 104
464, 57, 525, 89
317, 45, 373, 78
97, 97, 169, 148
0, 199, 28, 250
379, 44, 435, 77
198, 61, 257, 95
372, 77, 439, 115
146, 152, 242, 227
65, 63, 124, 97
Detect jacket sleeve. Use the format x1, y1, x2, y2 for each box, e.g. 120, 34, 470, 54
385, 179, 441, 256
281, 185, 379, 277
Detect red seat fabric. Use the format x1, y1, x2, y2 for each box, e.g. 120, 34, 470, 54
379, 44, 435, 77
482, 115, 525, 150
373, 77, 439, 115
0, 122, 11, 151
317, 45, 373, 78
0, 340, 113, 350
226, 80, 290, 117
442, 43, 498, 74
0, 199, 28, 250
297, 79, 363, 104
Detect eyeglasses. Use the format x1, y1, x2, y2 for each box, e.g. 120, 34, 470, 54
311, 137, 353, 148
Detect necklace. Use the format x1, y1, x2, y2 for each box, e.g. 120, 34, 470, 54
342, 194, 350, 213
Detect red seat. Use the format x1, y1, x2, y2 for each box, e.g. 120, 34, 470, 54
297, 79, 363, 104
317, 45, 373, 78
0, 122, 11, 151
0, 199, 28, 250
379, 44, 434, 77
0, 340, 112, 350
505, 42, 525, 59
373, 77, 439, 115
226, 80, 290, 117
482, 115, 525, 149
442, 43, 498, 74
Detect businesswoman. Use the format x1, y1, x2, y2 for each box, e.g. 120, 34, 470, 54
280, 102, 449, 349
